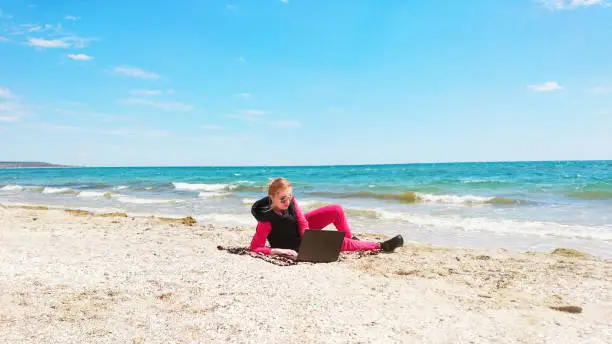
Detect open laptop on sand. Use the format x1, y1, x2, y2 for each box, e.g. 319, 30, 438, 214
293, 229, 345, 263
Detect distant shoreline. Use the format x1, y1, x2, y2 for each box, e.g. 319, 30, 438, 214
0, 162, 76, 169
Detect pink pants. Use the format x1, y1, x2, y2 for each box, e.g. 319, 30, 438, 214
305, 204, 381, 252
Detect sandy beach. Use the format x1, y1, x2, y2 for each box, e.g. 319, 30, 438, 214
0, 204, 610, 344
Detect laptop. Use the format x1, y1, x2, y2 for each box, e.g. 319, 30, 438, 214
295, 229, 345, 263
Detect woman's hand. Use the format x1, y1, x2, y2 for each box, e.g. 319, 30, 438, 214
270, 248, 298, 259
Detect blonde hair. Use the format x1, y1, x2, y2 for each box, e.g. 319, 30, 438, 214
267, 177, 292, 196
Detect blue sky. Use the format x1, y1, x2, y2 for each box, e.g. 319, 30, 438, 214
1, 0, 611, 166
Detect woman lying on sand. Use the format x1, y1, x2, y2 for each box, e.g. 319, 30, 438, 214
249, 177, 404, 258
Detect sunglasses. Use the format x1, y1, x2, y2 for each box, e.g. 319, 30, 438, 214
279, 194, 293, 203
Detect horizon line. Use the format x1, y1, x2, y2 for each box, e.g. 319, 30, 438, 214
3, 158, 610, 169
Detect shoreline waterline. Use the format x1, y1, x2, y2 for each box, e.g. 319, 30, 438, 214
2, 202, 609, 260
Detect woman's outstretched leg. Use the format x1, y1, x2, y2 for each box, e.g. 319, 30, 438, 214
341, 238, 380, 252
305, 204, 353, 238
305, 204, 404, 252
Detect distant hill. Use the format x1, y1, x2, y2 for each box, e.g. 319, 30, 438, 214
0, 161, 75, 168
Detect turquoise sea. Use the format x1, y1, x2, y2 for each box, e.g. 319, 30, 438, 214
1, 161, 611, 258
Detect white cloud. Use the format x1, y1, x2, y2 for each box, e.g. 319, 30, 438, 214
270, 120, 301, 127
105, 129, 133, 136
226, 109, 269, 121
104, 128, 169, 137
27, 37, 71, 48
87, 113, 123, 123
0, 101, 31, 122
68, 53, 93, 60
55, 35, 93, 49
241, 109, 268, 116
0, 116, 20, 122
198, 134, 254, 144
121, 98, 195, 112
528, 81, 563, 92
0, 88, 32, 122
0, 87, 14, 99
129, 89, 168, 96
538, 0, 610, 10
589, 86, 612, 94
141, 129, 169, 137
20, 23, 62, 34
201, 125, 223, 130
64, 15, 80, 21
20, 24, 43, 32
0, 36, 8, 42
234, 92, 251, 98
113, 66, 160, 80
24, 30, 93, 49
33, 122, 81, 132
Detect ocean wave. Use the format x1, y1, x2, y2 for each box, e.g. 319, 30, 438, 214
308, 191, 419, 203
376, 210, 612, 241
460, 179, 511, 184
42, 187, 77, 194
307, 191, 527, 205
417, 193, 493, 204
77, 191, 112, 198
172, 182, 228, 191
87, 183, 112, 189
113, 185, 130, 190
228, 184, 266, 192
299, 200, 329, 209
241, 198, 257, 205
567, 190, 612, 200
115, 195, 182, 204
344, 208, 379, 219
198, 192, 232, 199
1, 184, 24, 191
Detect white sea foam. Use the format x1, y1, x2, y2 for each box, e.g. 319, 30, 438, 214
376, 210, 612, 241
416, 193, 493, 204
172, 182, 228, 191
77, 191, 111, 198
113, 185, 130, 190
241, 198, 257, 205
198, 192, 232, 198
116, 196, 181, 204
42, 187, 75, 194
460, 179, 509, 184
1, 185, 24, 191
299, 200, 329, 209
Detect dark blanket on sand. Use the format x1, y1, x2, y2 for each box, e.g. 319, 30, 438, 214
217, 246, 382, 266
